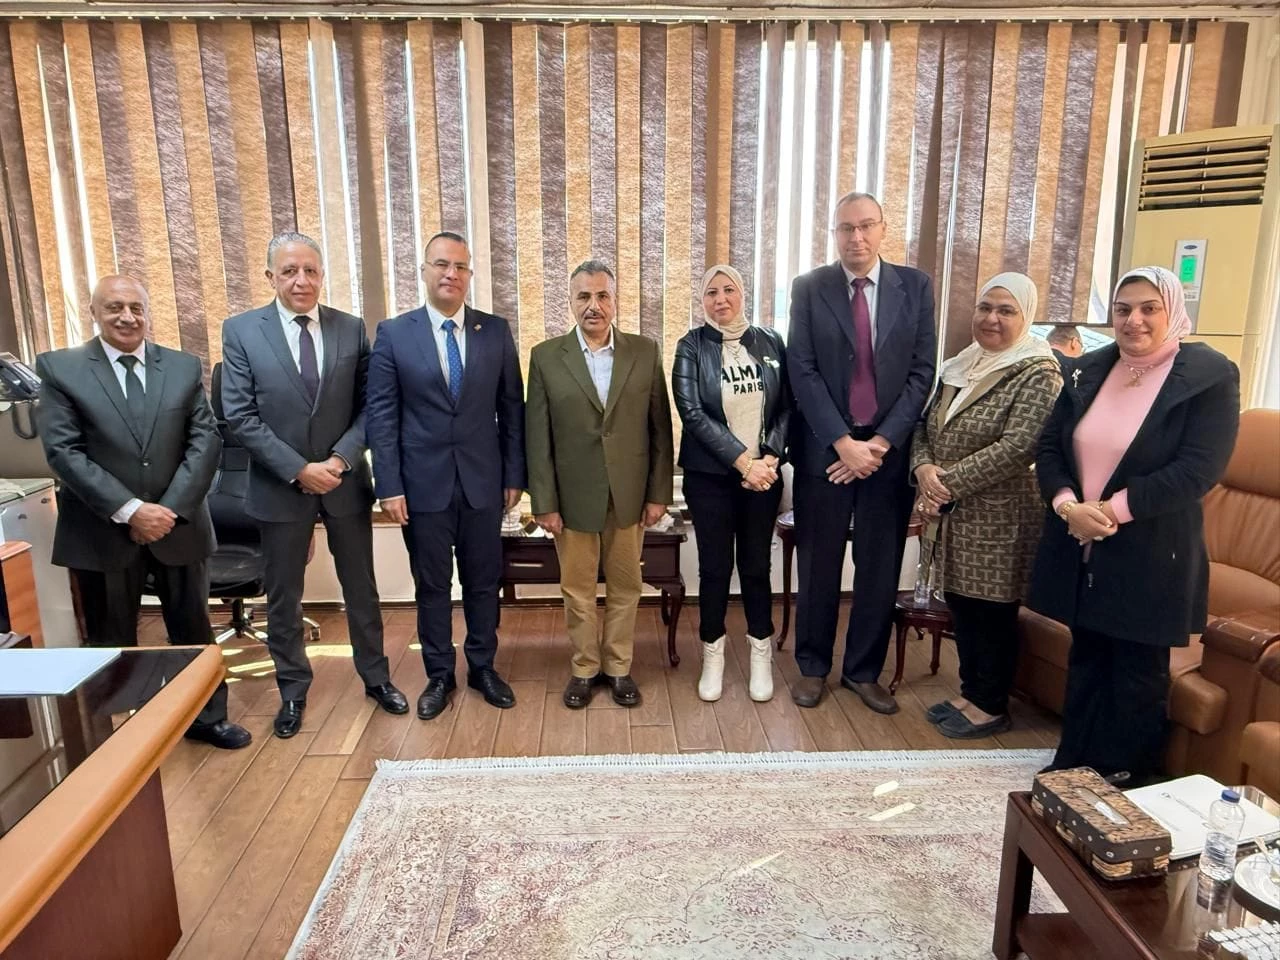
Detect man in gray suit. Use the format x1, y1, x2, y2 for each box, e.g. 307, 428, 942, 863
221, 233, 407, 738
37, 274, 250, 749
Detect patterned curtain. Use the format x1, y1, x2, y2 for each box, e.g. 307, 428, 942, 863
0, 16, 1249, 375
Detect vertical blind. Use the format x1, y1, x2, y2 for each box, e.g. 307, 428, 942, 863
0, 17, 1246, 374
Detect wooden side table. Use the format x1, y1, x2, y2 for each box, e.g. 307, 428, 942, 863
890, 590, 952, 694
774, 514, 924, 652
500, 529, 687, 667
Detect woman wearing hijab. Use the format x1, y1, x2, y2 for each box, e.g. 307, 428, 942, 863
911, 272, 1063, 738
1031, 265, 1239, 785
672, 265, 790, 703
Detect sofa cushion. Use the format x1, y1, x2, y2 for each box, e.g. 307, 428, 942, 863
1168, 670, 1227, 735
1240, 722, 1280, 798
1170, 635, 1204, 680
1018, 608, 1071, 671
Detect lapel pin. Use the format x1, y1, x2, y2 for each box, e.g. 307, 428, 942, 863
1072, 368, 1081, 388
474, 323, 481, 331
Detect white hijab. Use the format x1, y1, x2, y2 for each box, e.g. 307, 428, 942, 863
939, 272, 1055, 423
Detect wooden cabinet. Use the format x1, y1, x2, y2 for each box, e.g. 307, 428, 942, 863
500, 530, 687, 667
0, 543, 40, 648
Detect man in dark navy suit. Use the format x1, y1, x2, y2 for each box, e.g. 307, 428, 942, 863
366, 232, 526, 721
786, 192, 937, 714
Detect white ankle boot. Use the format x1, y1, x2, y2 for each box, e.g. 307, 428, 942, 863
747, 634, 774, 702
698, 636, 726, 702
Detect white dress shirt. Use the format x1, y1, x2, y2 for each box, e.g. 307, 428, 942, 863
841, 257, 882, 342
101, 337, 147, 524
275, 299, 324, 379
575, 325, 615, 406
426, 301, 467, 386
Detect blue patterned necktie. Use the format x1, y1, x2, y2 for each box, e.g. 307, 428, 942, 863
443, 319, 463, 404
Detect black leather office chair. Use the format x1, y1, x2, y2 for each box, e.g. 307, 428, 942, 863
208, 363, 320, 645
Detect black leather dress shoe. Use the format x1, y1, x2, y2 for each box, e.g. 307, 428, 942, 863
468, 668, 515, 709
365, 682, 409, 715
184, 719, 253, 750
417, 677, 457, 720
563, 675, 595, 709
274, 700, 306, 739
606, 674, 641, 707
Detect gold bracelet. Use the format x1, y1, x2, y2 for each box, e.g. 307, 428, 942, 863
741, 458, 754, 479
1056, 501, 1076, 520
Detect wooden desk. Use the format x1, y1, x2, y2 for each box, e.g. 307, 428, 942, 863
993, 790, 1274, 959
0, 542, 40, 648
501, 530, 688, 667
0, 647, 223, 960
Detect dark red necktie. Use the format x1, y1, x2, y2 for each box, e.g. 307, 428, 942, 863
848, 276, 877, 425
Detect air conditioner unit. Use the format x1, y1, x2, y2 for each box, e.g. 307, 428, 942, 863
1120, 123, 1280, 406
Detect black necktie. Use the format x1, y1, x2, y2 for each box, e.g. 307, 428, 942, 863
117, 355, 144, 426
294, 315, 319, 404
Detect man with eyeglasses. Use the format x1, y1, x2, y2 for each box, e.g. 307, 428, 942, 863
786, 191, 937, 714
1046, 324, 1084, 360
365, 232, 525, 721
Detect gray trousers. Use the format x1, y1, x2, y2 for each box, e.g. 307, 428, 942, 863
259, 508, 390, 701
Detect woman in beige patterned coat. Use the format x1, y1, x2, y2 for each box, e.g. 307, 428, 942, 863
911, 272, 1063, 739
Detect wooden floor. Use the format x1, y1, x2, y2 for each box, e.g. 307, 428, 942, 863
149, 600, 1061, 960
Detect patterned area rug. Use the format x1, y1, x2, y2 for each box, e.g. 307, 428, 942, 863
288, 749, 1058, 959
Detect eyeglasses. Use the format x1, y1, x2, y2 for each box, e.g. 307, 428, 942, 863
974, 304, 1021, 319
832, 220, 883, 239
428, 259, 472, 274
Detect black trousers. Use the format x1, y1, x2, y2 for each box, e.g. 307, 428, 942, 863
944, 591, 1020, 716
73, 554, 227, 727
1052, 626, 1171, 782
259, 507, 390, 702
402, 479, 502, 680
683, 468, 783, 643
792, 445, 913, 681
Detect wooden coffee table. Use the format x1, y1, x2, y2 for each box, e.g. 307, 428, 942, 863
994, 790, 1276, 959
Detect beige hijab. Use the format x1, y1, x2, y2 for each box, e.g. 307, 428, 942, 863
939, 272, 1055, 423
701, 264, 750, 339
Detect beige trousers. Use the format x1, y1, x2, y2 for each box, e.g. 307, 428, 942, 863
554, 504, 645, 678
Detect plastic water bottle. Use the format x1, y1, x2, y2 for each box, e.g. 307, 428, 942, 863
912, 558, 932, 608
1198, 789, 1246, 882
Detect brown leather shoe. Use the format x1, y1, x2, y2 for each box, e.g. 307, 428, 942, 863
841, 677, 899, 715
563, 675, 596, 709
606, 674, 641, 707
791, 675, 825, 708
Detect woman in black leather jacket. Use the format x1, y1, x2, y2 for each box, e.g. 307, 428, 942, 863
672, 264, 790, 704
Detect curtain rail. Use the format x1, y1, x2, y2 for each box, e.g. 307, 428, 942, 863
0, 4, 1273, 23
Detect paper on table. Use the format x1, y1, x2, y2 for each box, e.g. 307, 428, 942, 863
0, 648, 121, 696
1125, 774, 1280, 860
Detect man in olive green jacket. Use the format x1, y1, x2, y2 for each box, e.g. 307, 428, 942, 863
526, 260, 674, 709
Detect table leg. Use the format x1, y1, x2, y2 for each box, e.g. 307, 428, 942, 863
660, 590, 671, 625
665, 581, 684, 668
992, 796, 1034, 960
929, 627, 942, 676
778, 536, 793, 650
889, 621, 908, 694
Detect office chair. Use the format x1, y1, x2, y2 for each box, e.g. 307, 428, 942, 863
208, 363, 321, 645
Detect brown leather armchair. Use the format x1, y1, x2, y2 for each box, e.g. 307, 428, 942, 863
1013, 408, 1280, 782
1240, 644, 1280, 799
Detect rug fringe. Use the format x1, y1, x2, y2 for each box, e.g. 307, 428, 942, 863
373, 748, 1052, 779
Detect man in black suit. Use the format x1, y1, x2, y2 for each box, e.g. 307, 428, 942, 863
221, 233, 407, 739
36, 275, 250, 749
366, 232, 525, 720
786, 192, 937, 713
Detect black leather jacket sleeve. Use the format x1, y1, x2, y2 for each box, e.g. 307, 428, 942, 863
672, 333, 748, 471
